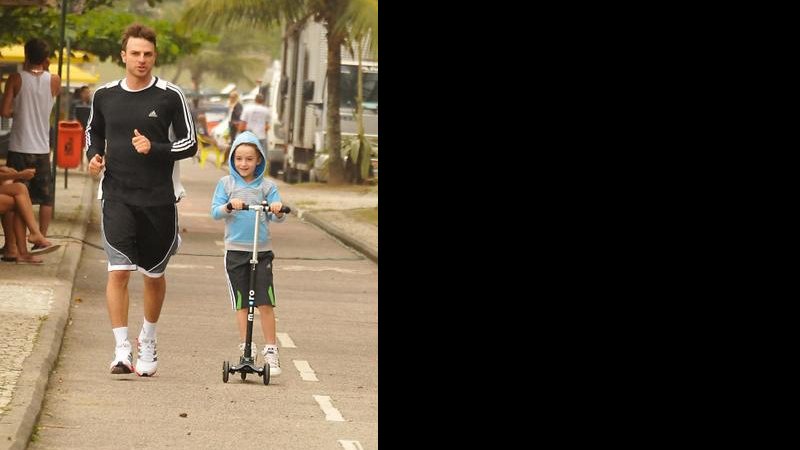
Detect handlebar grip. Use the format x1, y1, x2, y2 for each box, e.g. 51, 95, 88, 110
227, 202, 291, 214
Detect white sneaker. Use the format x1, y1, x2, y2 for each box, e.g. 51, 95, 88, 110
110, 340, 133, 374
262, 345, 281, 376
135, 337, 158, 376
239, 342, 257, 360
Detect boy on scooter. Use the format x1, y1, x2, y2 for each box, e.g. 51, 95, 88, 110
210, 131, 286, 376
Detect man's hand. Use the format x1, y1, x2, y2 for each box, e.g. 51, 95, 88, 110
88, 154, 105, 176
132, 129, 151, 154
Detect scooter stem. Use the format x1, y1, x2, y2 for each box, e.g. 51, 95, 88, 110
244, 202, 264, 362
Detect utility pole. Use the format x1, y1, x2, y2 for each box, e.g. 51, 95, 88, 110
51, 0, 69, 214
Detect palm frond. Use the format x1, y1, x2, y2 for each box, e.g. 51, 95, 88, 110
180, 0, 306, 32
336, 0, 378, 55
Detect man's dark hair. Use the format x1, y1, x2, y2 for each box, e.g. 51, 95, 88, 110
24, 38, 50, 65
121, 23, 157, 51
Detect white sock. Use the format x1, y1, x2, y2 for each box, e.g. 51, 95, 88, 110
264, 343, 278, 352
140, 318, 157, 341
112, 327, 128, 346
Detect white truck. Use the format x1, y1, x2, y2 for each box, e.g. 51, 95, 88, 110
272, 19, 378, 183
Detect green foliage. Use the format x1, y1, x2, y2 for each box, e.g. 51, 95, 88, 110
0, 7, 66, 46
180, 0, 304, 32
342, 134, 372, 181
170, 24, 279, 90
68, 6, 209, 65
0, 1, 125, 45
0, 0, 202, 66
337, 0, 377, 55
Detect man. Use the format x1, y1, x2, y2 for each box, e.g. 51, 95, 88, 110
69, 85, 92, 169
86, 23, 197, 376
70, 85, 92, 131
226, 90, 243, 145
239, 94, 278, 175
1, 38, 61, 247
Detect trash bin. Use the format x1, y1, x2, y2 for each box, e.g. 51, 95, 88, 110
57, 120, 83, 169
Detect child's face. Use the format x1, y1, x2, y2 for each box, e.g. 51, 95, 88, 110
233, 144, 261, 178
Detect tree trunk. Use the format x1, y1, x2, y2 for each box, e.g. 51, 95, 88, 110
325, 24, 345, 185
354, 38, 365, 184
173, 62, 184, 84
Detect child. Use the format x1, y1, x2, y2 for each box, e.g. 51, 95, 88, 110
210, 131, 286, 376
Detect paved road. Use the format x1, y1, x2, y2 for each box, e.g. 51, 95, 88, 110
7, 161, 377, 450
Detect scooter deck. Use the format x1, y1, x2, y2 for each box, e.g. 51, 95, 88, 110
230, 360, 265, 374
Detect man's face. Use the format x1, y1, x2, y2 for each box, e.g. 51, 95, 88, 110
121, 37, 156, 79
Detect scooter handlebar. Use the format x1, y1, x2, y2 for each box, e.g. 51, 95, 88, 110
226, 202, 291, 214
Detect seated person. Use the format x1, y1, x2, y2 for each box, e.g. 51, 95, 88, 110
0, 166, 59, 263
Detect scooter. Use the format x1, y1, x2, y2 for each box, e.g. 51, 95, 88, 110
222, 200, 290, 385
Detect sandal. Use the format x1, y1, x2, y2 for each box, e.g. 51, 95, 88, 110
15, 256, 43, 264
29, 242, 61, 256
1, 256, 17, 262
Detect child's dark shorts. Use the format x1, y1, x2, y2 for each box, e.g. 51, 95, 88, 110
5, 151, 54, 206
101, 200, 180, 277
225, 250, 276, 310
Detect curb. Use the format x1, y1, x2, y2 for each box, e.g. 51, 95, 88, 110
288, 205, 378, 264
1, 175, 95, 450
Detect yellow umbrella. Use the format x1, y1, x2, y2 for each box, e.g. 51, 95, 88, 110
50, 63, 100, 85
0, 45, 97, 64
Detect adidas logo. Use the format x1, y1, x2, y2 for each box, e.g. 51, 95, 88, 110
148, 110, 158, 118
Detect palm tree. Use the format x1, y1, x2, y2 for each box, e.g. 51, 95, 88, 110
180, 0, 377, 185
171, 27, 278, 94
340, 0, 377, 183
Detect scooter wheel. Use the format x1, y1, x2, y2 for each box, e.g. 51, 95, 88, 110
262, 363, 270, 385
241, 371, 247, 381
222, 361, 230, 383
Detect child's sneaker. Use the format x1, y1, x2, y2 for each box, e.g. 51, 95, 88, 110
239, 342, 257, 360
262, 345, 281, 376
110, 340, 133, 374
135, 337, 158, 376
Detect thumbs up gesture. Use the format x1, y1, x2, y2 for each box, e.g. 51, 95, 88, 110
132, 128, 151, 154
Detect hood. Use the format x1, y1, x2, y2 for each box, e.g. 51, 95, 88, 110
228, 131, 267, 182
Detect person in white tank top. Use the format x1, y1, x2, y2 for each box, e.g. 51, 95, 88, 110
1, 38, 61, 255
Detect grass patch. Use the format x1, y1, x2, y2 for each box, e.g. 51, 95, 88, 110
344, 207, 378, 226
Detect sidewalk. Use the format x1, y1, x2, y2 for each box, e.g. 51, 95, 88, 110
272, 177, 378, 263
0, 162, 377, 448
0, 168, 94, 450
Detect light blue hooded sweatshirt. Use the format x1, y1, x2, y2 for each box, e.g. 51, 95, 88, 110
210, 131, 285, 252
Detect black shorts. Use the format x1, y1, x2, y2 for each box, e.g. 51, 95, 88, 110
225, 250, 276, 310
5, 151, 53, 205
101, 200, 180, 276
